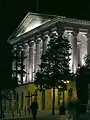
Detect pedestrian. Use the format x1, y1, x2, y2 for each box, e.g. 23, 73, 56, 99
30, 98, 38, 120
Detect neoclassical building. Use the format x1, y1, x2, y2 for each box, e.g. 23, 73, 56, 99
6, 12, 90, 113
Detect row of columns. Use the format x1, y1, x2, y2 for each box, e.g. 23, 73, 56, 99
87, 32, 90, 56
28, 35, 49, 82
66, 30, 90, 73
12, 28, 90, 83
12, 33, 49, 83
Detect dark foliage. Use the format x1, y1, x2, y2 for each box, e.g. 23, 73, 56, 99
34, 31, 73, 89
0, 42, 14, 89
76, 55, 90, 105
34, 30, 74, 115
12, 47, 26, 85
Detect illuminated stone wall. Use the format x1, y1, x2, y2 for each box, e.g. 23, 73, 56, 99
11, 81, 77, 112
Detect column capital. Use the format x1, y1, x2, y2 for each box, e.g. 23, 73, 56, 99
17, 44, 24, 51
24, 42, 28, 46
57, 27, 65, 36
86, 31, 90, 38
13, 45, 17, 51
67, 32, 72, 36
23, 42, 29, 49
50, 30, 58, 37
28, 40, 34, 46
71, 29, 79, 36
28, 37, 35, 46
43, 34, 49, 40
36, 37, 42, 43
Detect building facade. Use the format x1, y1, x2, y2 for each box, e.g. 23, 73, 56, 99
6, 12, 90, 113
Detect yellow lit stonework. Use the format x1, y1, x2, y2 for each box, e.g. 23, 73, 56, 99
11, 80, 77, 113
55, 89, 58, 110
45, 89, 52, 110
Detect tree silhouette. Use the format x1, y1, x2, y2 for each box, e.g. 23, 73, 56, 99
12, 46, 26, 85
0, 42, 18, 118
76, 55, 90, 113
34, 29, 73, 115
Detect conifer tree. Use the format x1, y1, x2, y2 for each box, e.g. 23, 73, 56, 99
35, 29, 73, 115
76, 55, 90, 113
12, 46, 26, 85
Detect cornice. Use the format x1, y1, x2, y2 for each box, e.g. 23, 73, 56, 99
8, 16, 90, 45
58, 17, 90, 26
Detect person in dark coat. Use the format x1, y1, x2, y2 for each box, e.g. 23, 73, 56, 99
30, 98, 38, 120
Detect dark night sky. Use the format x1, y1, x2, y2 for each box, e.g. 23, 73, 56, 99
0, 0, 90, 43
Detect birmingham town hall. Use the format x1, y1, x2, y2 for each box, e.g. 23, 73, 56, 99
5, 12, 90, 113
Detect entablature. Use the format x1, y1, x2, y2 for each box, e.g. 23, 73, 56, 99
8, 16, 90, 45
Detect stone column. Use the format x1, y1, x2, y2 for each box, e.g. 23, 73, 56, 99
77, 41, 81, 66
12, 46, 17, 78
57, 27, 65, 37
71, 30, 79, 73
26, 44, 30, 82
16, 45, 22, 84
19, 45, 24, 84
42, 34, 49, 54
28, 40, 34, 82
86, 31, 90, 55
22, 44, 28, 83
35, 37, 42, 73
67, 32, 73, 72
50, 30, 58, 40
23, 43, 29, 83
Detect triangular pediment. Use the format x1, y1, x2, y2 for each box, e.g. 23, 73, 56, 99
9, 12, 56, 40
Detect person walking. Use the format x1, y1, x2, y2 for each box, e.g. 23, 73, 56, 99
30, 98, 38, 120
